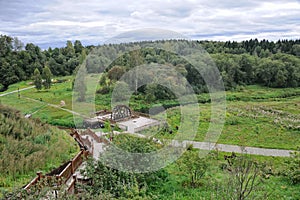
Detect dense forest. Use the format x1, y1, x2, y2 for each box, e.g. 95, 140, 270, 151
1, 34, 300, 92
0, 35, 88, 91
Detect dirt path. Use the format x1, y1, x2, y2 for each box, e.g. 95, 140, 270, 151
176, 140, 295, 157
0, 86, 35, 97
21, 96, 84, 116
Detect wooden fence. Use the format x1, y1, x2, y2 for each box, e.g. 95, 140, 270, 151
23, 128, 108, 194
23, 150, 87, 193
81, 128, 109, 144
24, 129, 91, 193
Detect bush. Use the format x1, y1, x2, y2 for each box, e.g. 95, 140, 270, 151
176, 150, 208, 188
284, 150, 300, 185
225, 116, 240, 125
96, 85, 111, 94
81, 134, 168, 198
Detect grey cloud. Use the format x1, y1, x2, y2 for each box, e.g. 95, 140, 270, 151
106, 28, 187, 44
201, 0, 260, 9
0, 0, 299, 48
0, 0, 48, 22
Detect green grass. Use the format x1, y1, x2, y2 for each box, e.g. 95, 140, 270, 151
0, 77, 77, 127
0, 128, 78, 192
151, 99, 300, 150
0, 81, 33, 93
0, 105, 79, 192
225, 85, 300, 101
156, 150, 300, 200
1, 80, 299, 149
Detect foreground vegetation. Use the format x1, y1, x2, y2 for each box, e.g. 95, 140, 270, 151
0, 105, 78, 193
5, 134, 299, 199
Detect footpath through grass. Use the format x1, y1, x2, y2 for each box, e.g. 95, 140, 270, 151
1, 79, 299, 150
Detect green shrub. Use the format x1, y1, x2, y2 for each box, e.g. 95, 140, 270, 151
284, 150, 300, 185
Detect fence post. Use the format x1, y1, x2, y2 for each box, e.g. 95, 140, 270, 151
71, 158, 74, 174
73, 174, 77, 185
37, 171, 43, 180
56, 174, 61, 186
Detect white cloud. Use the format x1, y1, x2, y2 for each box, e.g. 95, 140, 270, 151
0, 0, 299, 48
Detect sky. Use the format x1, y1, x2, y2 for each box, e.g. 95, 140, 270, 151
0, 0, 300, 49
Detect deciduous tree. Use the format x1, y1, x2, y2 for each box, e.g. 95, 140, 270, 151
42, 66, 52, 89
33, 68, 42, 90
74, 65, 87, 102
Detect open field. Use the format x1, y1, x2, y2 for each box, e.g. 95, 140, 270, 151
155, 97, 300, 150
1, 79, 299, 199
158, 150, 300, 200
1, 78, 299, 150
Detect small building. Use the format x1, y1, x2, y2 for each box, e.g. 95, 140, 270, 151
83, 105, 161, 133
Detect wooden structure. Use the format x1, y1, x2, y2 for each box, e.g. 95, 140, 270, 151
23, 129, 97, 194
23, 149, 88, 194
111, 105, 132, 122
83, 105, 133, 127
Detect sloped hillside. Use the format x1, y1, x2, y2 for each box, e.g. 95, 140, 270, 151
0, 105, 78, 189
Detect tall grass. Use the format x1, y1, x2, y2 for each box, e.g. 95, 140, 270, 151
0, 105, 78, 189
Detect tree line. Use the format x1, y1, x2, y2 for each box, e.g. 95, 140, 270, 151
0, 35, 87, 91
92, 40, 300, 102
1, 35, 300, 93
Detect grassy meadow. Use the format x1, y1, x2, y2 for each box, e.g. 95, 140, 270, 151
158, 150, 300, 200
0, 76, 299, 199
0, 77, 299, 150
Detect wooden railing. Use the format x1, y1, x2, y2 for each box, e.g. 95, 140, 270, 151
133, 111, 150, 118
24, 129, 107, 194
81, 128, 109, 144
59, 162, 72, 184
72, 150, 84, 171
67, 175, 77, 194
24, 150, 86, 193
23, 173, 41, 191
95, 110, 111, 116
70, 129, 85, 148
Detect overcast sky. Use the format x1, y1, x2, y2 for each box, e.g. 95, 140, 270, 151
0, 0, 300, 48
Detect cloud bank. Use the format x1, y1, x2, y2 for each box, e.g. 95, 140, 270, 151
0, 0, 299, 48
